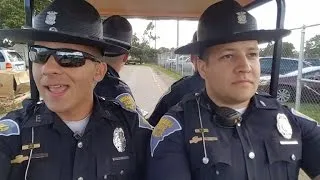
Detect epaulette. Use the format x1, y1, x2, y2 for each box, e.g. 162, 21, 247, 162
98, 96, 122, 108
181, 92, 198, 104
171, 76, 189, 87
255, 91, 273, 98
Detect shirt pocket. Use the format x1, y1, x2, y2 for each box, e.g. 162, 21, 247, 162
188, 141, 232, 180
97, 153, 136, 180
264, 138, 302, 180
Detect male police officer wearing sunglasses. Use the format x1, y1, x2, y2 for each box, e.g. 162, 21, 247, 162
147, 1, 320, 180
0, 0, 151, 180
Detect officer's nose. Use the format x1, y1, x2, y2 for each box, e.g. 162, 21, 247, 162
41, 56, 63, 75
236, 54, 252, 73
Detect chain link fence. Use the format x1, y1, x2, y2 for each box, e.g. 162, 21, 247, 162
258, 24, 320, 122
157, 52, 195, 77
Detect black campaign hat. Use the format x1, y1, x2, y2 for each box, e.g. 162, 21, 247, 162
192, 31, 197, 43
0, 0, 125, 54
175, 0, 290, 55
103, 15, 133, 55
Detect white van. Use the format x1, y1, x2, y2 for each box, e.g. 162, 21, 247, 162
0, 48, 26, 71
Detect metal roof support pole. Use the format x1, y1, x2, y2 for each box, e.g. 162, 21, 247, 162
295, 25, 306, 110
269, 0, 286, 97
176, 19, 180, 73
25, 0, 39, 101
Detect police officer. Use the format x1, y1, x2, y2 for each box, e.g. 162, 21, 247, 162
147, 1, 320, 180
148, 32, 205, 126
0, 1, 152, 180
95, 15, 149, 118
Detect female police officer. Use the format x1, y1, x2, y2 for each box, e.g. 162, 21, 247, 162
147, 1, 320, 180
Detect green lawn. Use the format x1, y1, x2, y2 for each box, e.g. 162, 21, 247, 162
145, 63, 182, 80
285, 103, 320, 122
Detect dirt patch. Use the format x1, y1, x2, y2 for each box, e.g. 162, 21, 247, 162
0, 93, 30, 115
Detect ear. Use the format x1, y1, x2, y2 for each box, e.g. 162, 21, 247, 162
93, 62, 107, 82
123, 53, 129, 63
197, 59, 207, 80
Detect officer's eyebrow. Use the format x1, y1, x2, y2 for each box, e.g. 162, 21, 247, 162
247, 47, 259, 51
218, 47, 258, 52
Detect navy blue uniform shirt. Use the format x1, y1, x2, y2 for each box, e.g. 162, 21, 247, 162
0, 96, 152, 180
147, 91, 320, 180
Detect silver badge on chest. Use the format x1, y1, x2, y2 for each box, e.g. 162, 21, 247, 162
113, 127, 126, 152
276, 113, 292, 139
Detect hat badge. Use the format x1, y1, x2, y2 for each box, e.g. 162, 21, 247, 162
236, 11, 247, 24
45, 11, 58, 26
113, 127, 126, 152
276, 113, 293, 139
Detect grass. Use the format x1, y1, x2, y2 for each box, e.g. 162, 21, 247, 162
0, 94, 29, 116
144, 63, 182, 80
285, 102, 320, 122
0, 100, 23, 115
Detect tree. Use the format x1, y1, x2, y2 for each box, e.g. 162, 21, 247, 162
143, 22, 159, 48
130, 22, 160, 64
158, 47, 171, 54
0, 0, 52, 29
260, 42, 298, 58
130, 33, 146, 64
305, 34, 320, 58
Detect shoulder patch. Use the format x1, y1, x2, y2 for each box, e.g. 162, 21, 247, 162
291, 108, 318, 123
116, 93, 137, 112
0, 119, 20, 136
150, 115, 182, 157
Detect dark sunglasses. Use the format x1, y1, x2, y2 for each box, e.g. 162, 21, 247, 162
29, 45, 101, 67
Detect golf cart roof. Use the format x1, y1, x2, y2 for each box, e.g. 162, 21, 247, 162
87, 0, 271, 19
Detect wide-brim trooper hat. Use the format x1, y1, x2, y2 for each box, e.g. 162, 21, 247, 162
0, 0, 126, 54
102, 15, 133, 55
175, 0, 291, 55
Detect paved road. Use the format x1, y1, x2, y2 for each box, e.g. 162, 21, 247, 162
119, 65, 174, 117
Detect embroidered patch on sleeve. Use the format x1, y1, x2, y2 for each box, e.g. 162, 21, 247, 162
116, 93, 137, 113
0, 119, 20, 136
150, 115, 182, 157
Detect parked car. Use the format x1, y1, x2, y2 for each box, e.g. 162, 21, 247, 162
177, 57, 194, 76
260, 57, 312, 76
259, 66, 320, 103
0, 48, 26, 71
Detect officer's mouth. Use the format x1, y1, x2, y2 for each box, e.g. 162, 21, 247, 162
44, 85, 69, 97
232, 80, 253, 85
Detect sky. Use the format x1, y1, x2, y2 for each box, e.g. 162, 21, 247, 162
127, 0, 320, 51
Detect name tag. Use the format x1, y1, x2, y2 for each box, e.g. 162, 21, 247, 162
280, 140, 299, 145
